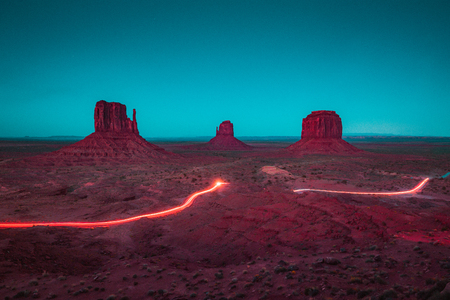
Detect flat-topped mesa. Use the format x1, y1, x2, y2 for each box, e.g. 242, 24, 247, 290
94, 100, 138, 134
216, 120, 234, 136
301, 110, 342, 139
287, 110, 362, 154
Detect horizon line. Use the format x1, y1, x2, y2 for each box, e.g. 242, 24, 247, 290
1, 134, 450, 140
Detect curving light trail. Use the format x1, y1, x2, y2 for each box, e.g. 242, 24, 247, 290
0, 181, 228, 229
293, 177, 429, 196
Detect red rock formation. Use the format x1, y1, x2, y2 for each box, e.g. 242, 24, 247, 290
207, 120, 252, 150
216, 120, 234, 136
301, 110, 342, 139
52, 132, 172, 160
287, 111, 362, 154
42, 100, 175, 162
94, 100, 138, 134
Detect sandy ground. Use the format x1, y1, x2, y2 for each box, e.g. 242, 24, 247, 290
0, 139, 449, 299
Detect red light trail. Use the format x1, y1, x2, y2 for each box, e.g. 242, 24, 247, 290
0, 181, 227, 229
293, 177, 429, 195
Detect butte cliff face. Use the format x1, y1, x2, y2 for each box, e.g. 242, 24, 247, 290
206, 121, 252, 150
45, 100, 175, 162
287, 111, 362, 154
215, 120, 234, 137
301, 110, 342, 139
94, 100, 138, 134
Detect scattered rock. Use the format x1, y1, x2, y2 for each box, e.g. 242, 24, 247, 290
274, 265, 288, 274
278, 260, 288, 266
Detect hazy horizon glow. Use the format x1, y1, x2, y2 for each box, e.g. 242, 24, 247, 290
1, 0, 449, 138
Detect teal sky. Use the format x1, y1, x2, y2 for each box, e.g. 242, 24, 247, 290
1, 0, 449, 138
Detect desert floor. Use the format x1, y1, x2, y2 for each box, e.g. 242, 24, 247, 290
0, 138, 449, 300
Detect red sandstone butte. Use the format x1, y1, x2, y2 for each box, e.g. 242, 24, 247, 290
94, 100, 138, 134
49, 100, 174, 160
287, 110, 362, 154
207, 121, 253, 150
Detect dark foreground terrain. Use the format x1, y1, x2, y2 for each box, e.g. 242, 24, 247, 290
0, 138, 449, 300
